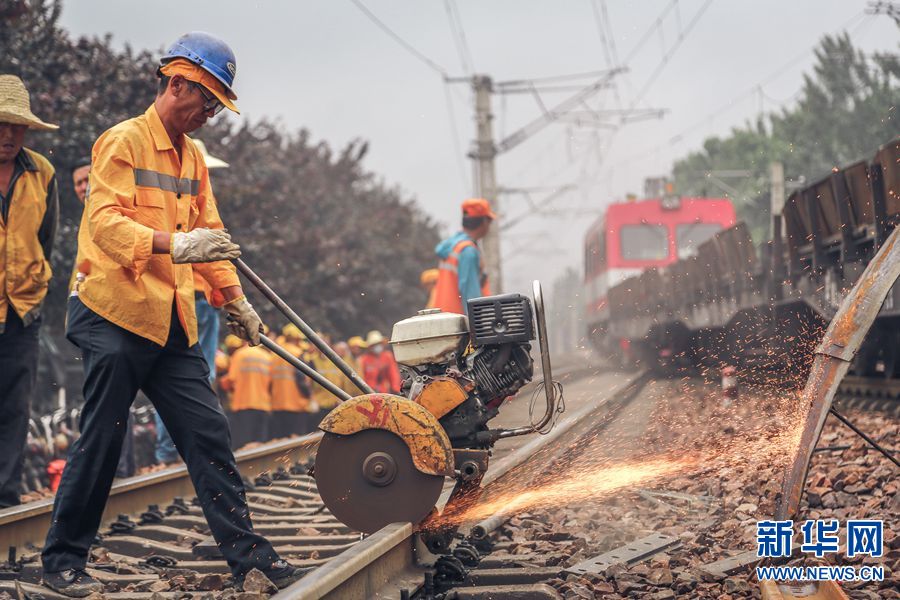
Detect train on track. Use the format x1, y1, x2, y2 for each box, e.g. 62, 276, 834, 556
586, 136, 900, 378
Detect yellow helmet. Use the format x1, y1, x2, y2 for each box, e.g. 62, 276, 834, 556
224, 334, 243, 351
348, 335, 368, 349
420, 268, 439, 286
282, 323, 304, 339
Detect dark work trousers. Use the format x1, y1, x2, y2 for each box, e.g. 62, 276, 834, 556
115, 413, 136, 478
0, 310, 39, 508
229, 409, 269, 449
42, 298, 279, 577
268, 410, 309, 440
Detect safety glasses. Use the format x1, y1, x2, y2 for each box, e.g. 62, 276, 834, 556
190, 82, 224, 116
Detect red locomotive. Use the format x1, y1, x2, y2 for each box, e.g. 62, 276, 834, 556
584, 195, 736, 355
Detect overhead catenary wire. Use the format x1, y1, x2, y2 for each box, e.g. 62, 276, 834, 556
598, 9, 871, 175
349, 0, 450, 78
444, 0, 475, 75
349, 0, 471, 194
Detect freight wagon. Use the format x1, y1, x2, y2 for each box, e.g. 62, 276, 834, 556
601, 137, 900, 377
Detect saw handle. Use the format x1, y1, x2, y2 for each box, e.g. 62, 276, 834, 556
259, 334, 352, 402
232, 257, 373, 398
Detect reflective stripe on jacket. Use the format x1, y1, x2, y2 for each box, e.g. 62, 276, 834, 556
433, 238, 490, 315
228, 346, 272, 412
76, 104, 239, 346
0, 148, 58, 331
269, 341, 310, 412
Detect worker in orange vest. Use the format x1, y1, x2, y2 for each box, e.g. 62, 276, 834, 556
433, 198, 493, 316
225, 340, 272, 447
269, 324, 311, 438
358, 330, 401, 394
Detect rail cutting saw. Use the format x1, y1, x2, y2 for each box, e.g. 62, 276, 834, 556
234, 260, 563, 547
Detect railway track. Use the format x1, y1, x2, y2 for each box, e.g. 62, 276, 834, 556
0, 359, 633, 598
2, 366, 891, 598
272, 370, 651, 599
835, 375, 900, 416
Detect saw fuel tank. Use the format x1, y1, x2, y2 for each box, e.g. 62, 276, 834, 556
390, 309, 469, 366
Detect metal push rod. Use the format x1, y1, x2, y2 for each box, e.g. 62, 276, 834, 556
259, 334, 352, 402
233, 258, 374, 397
829, 407, 899, 469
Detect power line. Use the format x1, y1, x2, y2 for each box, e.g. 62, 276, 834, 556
598, 9, 872, 177
599, 0, 620, 67
349, 0, 450, 78
627, 0, 715, 110
444, 0, 475, 75
589, 0, 614, 69
621, 0, 682, 65
443, 82, 472, 193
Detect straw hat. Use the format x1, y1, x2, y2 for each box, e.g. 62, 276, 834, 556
0, 75, 58, 130
365, 330, 387, 346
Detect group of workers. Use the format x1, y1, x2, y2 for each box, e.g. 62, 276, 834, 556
0, 28, 494, 598
219, 326, 400, 448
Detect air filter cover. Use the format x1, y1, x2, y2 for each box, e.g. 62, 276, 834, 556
467, 294, 534, 345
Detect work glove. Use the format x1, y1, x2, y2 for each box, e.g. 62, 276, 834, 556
224, 295, 264, 346
171, 228, 241, 264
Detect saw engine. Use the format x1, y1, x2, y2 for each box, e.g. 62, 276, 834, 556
395, 293, 536, 448
314, 282, 561, 537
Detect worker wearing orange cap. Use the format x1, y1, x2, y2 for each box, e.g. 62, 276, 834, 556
433, 198, 494, 316
41, 32, 309, 597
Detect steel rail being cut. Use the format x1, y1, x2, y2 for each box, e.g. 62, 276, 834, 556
272, 369, 650, 600
775, 224, 900, 521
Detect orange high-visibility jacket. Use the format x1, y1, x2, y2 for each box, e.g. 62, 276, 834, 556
433, 238, 490, 315
358, 350, 401, 394
227, 345, 272, 412
269, 341, 310, 413
76, 104, 239, 346
0, 148, 58, 331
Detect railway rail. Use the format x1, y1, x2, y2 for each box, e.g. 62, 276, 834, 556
0, 358, 627, 598
0, 362, 893, 598
272, 369, 651, 600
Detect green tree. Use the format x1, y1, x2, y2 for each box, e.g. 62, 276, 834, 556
673, 32, 900, 242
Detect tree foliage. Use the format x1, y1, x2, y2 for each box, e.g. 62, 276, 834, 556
1, 0, 440, 343
673, 32, 900, 241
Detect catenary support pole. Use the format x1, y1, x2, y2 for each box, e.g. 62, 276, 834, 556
469, 75, 502, 293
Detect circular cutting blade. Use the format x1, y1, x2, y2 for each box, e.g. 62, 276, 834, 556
315, 429, 445, 533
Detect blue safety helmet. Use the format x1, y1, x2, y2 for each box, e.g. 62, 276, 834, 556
160, 32, 237, 98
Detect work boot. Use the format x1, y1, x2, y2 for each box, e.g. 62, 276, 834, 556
42, 569, 104, 597
237, 559, 314, 591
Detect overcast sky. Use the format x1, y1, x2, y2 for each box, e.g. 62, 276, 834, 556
60, 1, 897, 296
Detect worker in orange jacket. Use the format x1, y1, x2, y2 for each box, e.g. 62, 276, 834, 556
41, 33, 309, 595
269, 324, 311, 438
433, 198, 493, 316
226, 340, 273, 447
358, 330, 401, 394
